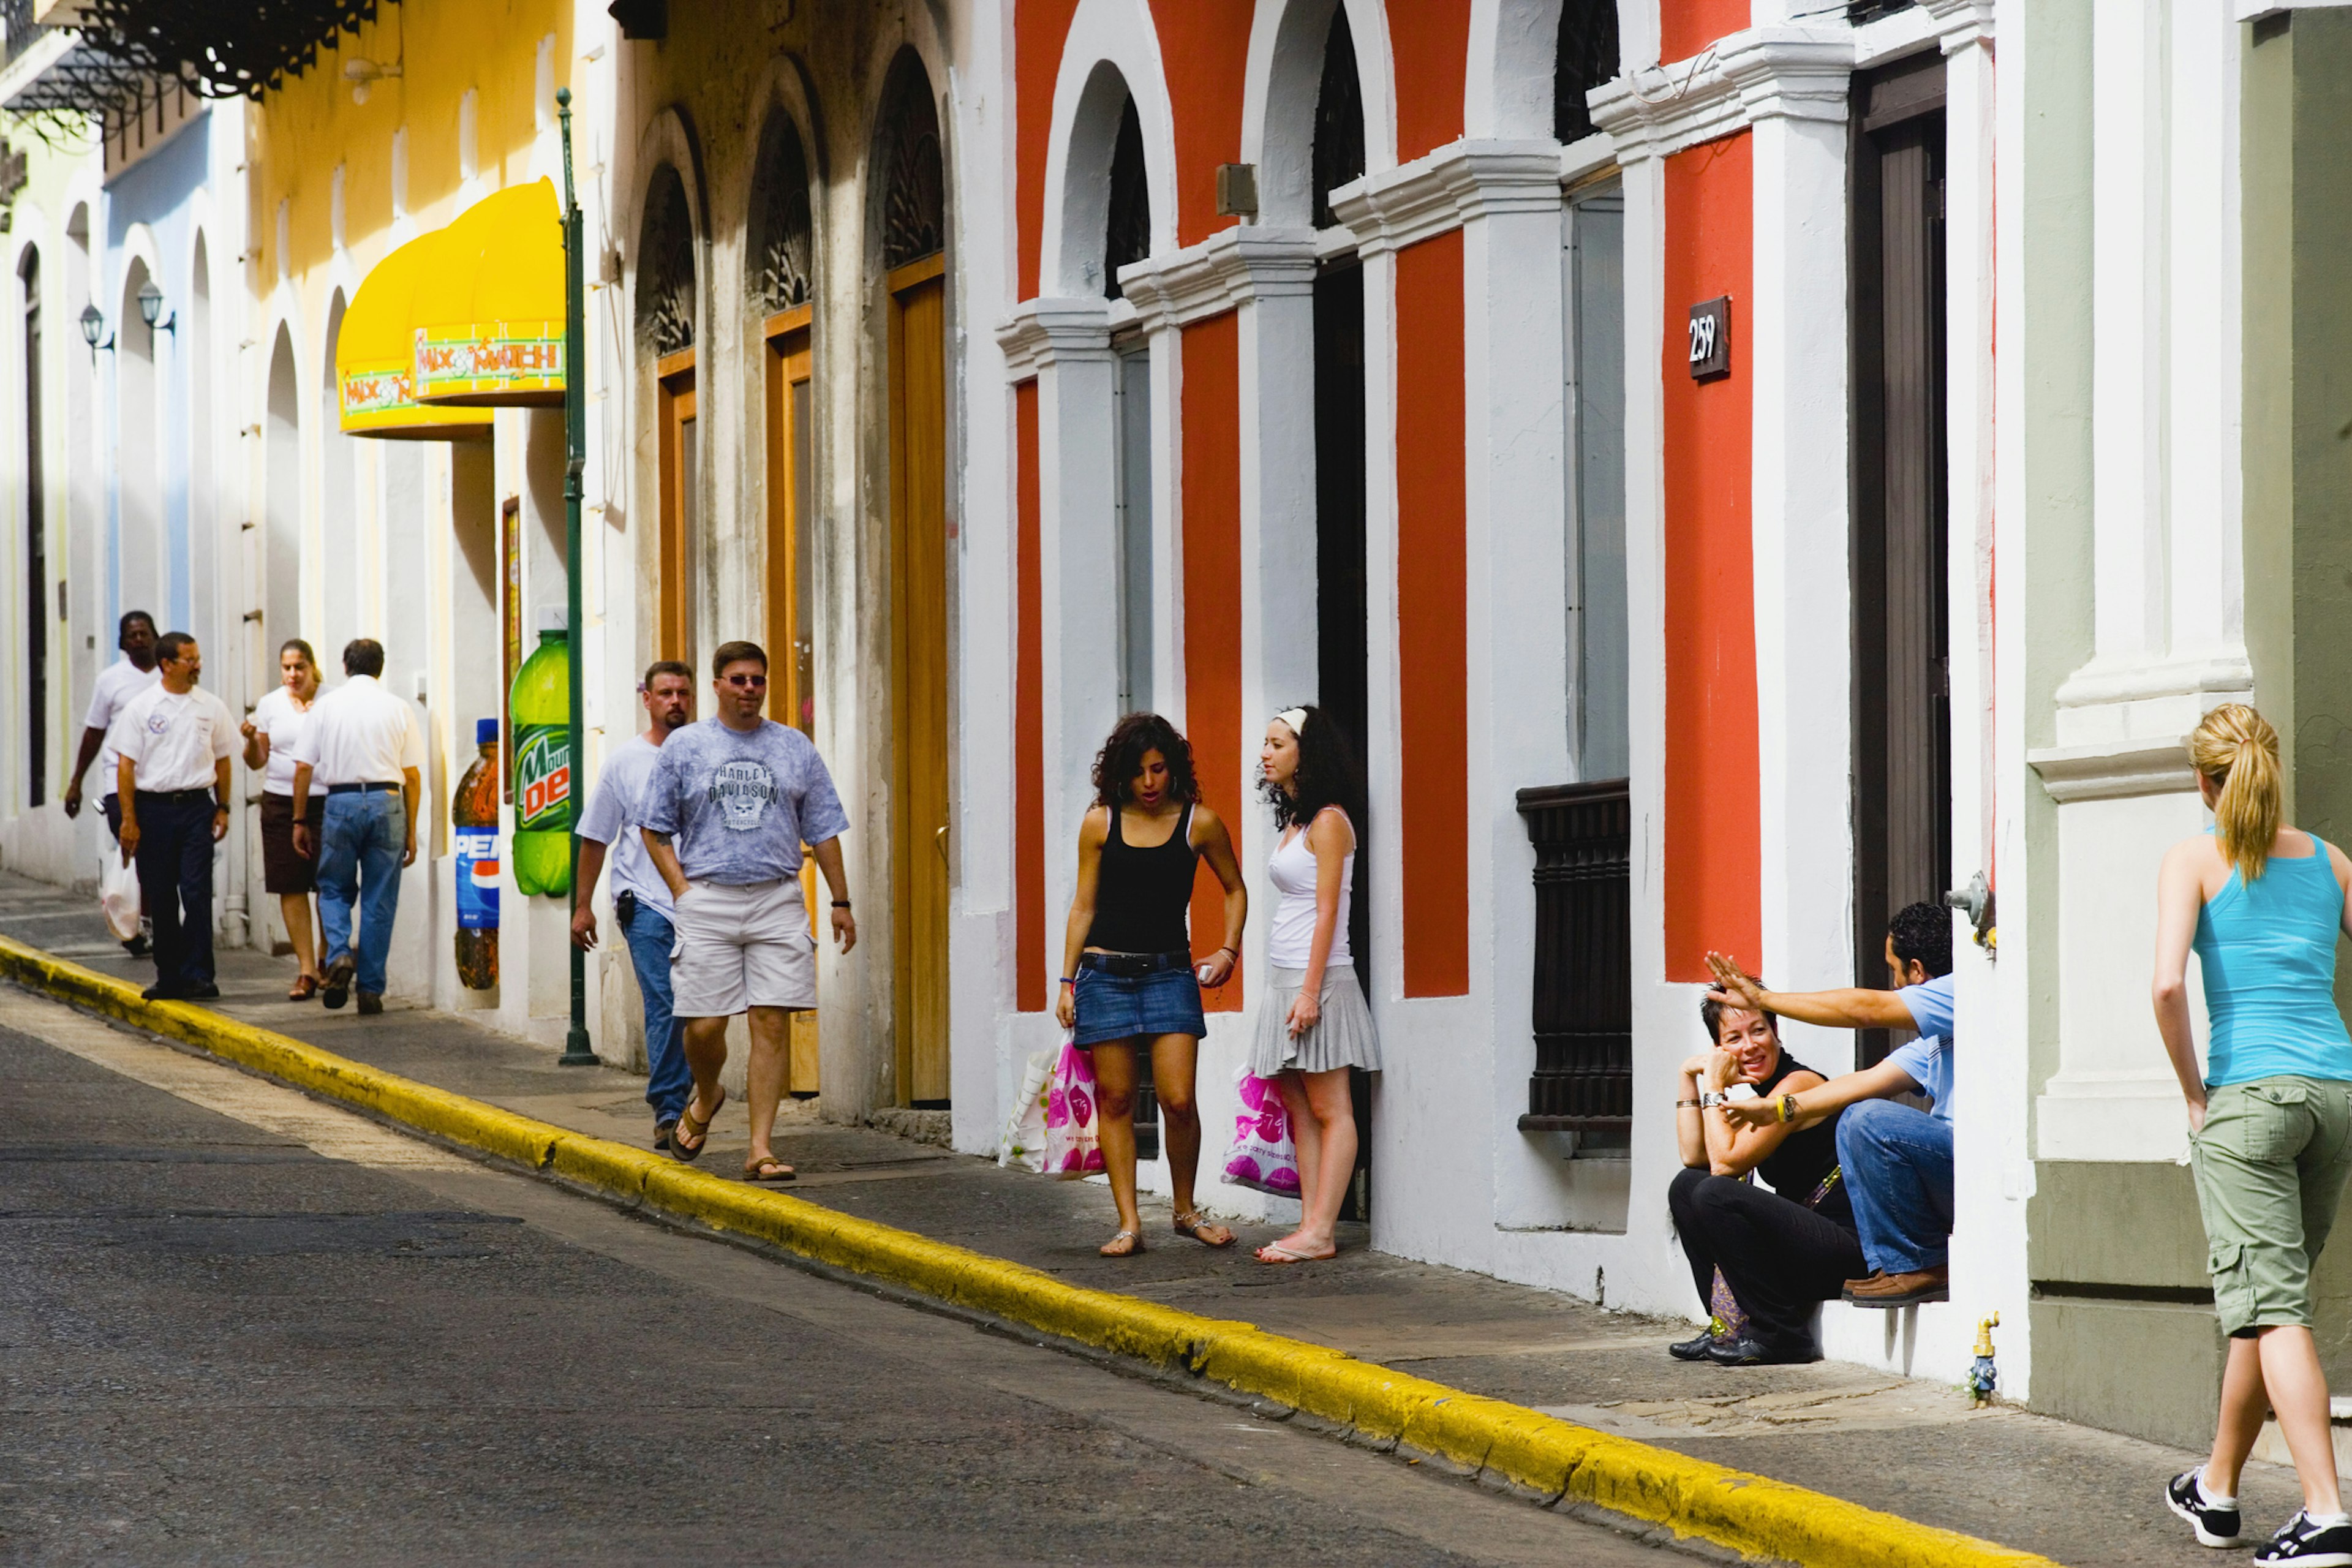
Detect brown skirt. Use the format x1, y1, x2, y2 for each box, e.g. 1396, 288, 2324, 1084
259, 791, 325, 894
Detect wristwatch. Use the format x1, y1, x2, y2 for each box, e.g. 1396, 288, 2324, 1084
1698, 1091, 1728, 1110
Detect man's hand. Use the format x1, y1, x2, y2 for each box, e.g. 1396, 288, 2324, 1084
402, 831, 418, 869
831, 904, 858, 954
570, 903, 599, 952
118, 817, 140, 858
292, 823, 314, 860
63, 779, 82, 819
1703, 951, 1770, 1014
211, 807, 230, 844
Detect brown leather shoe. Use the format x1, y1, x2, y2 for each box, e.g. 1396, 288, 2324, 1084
1845, 1265, 1948, 1307
1841, 1270, 1885, 1299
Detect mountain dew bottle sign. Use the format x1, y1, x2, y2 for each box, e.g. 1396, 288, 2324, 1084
510, 622, 574, 897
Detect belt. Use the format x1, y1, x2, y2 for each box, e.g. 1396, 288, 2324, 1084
1079, 949, 1194, 978
326, 782, 402, 794
133, 788, 217, 807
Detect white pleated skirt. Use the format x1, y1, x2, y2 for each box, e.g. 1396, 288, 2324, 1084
1248, 965, 1382, 1077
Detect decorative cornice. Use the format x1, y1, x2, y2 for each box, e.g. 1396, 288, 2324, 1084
1589, 26, 1852, 164
2051, 654, 2255, 712
993, 296, 1112, 380
1329, 140, 1563, 258
1114, 226, 1317, 333
2026, 738, 2198, 804
1921, 0, 1996, 53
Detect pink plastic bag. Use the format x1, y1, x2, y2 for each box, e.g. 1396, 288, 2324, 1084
1041, 1033, 1106, 1180
1221, 1067, 1301, 1197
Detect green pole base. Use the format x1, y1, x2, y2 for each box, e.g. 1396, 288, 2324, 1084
558, 1028, 599, 1066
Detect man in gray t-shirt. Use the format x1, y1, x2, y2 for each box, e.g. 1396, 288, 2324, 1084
643, 639, 855, 1184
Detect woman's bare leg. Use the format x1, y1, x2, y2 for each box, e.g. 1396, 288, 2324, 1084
2259, 1325, 2344, 1514
2204, 1334, 2269, 1499
1088, 1041, 1145, 1247
1263, 1071, 1322, 1256
281, 892, 319, 978
1289, 1068, 1355, 1254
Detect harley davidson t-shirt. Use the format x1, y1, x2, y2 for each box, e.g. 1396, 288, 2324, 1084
638, 716, 848, 886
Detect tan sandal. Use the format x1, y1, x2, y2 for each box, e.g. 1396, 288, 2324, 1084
669, 1085, 726, 1163
1099, 1229, 1144, 1257
1174, 1210, 1235, 1248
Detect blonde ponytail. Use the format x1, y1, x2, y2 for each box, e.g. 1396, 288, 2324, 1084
2189, 703, 2283, 881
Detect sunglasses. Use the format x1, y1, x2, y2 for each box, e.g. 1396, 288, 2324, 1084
722, 673, 768, 688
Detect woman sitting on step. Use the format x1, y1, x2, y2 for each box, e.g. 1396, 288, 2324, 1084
1667, 991, 1860, 1366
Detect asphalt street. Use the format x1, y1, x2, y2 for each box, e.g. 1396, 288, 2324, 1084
0, 983, 1678, 1567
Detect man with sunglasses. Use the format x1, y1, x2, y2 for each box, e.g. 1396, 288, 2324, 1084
641, 641, 854, 1183
113, 633, 236, 1001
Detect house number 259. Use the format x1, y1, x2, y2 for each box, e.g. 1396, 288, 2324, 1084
1687, 296, 1731, 381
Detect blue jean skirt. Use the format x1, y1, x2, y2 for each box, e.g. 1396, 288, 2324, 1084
1073, 956, 1207, 1046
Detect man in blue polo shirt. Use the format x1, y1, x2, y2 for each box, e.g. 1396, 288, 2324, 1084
1705, 902, 1958, 1307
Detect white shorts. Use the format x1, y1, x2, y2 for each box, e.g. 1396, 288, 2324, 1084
668, 878, 818, 1018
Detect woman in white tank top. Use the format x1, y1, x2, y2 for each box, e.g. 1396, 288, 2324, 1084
1250, 706, 1380, 1264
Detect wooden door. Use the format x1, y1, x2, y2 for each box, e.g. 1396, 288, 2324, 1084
1850, 56, 1949, 1062
766, 307, 821, 1097
888, 255, 951, 1106
657, 349, 697, 666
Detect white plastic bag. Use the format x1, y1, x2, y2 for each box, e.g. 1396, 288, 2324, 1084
1221, 1066, 1301, 1197
99, 847, 141, 943
1041, 1031, 1106, 1180
997, 1047, 1055, 1172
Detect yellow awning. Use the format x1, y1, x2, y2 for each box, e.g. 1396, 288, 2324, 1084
336, 227, 494, 440
411, 178, 567, 408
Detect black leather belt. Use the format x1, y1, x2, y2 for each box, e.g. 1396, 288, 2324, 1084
133, 788, 217, 807
1080, 949, 1193, 978
326, 782, 401, 794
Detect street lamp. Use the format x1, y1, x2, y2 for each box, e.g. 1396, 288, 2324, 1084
78, 303, 113, 358
135, 277, 175, 339
556, 85, 594, 1069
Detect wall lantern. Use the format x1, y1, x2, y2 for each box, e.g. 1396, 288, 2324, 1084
78, 303, 112, 358
137, 278, 175, 339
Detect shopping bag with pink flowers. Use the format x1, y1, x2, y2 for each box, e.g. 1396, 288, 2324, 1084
1221, 1066, 1301, 1196
1041, 1031, 1106, 1180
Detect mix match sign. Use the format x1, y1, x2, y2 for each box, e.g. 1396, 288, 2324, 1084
413, 322, 566, 403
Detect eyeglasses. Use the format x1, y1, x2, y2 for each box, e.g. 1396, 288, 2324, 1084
722, 673, 767, 688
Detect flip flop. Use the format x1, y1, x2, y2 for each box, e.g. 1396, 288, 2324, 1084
669, 1085, 726, 1163
1174, 1210, 1235, 1248
742, 1154, 796, 1183
1255, 1240, 1336, 1266
1099, 1229, 1144, 1257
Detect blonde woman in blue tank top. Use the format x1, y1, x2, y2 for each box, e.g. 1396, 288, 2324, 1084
2155, 704, 2352, 1566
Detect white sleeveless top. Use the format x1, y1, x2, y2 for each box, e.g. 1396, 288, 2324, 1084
1267, 812, 1354, 969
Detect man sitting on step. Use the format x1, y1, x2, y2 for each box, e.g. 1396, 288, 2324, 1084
1703, 902, 1958, 1310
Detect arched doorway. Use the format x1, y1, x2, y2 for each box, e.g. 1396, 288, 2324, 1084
638, 165, 698, 669
320, 290, 357, 652
751, 108, 824, 1097
878, 51, 950, 1109
117, 260, 162, 630
20, 247, 43, 807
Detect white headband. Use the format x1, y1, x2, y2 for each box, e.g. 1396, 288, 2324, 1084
1275, 707, 1310, 737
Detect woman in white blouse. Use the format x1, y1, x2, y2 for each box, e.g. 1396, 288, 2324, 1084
239, 639, 326, 1000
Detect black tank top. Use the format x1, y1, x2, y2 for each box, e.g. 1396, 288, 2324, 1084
1751, 1052, 1853, 1231
1087, 804, 1198, 955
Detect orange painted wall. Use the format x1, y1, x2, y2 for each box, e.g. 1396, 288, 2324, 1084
1390, 2, 1472, 160
1182, 311, 1245, 1010
1395, 229, 1471, 998
1660, 132, 1760, 983
1014, 382, 1047, 1011
1014, 0, 1085, 300
1660, 0, 1752, 66
1149, 0, 1256, 249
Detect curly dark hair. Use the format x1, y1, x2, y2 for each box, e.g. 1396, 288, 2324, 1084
1091, 712, 1199, 807
1260, 705, 1365, 834
1888, 901, 1953, 979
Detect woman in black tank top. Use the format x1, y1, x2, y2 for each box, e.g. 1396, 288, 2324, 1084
1056, 714, 1249, 1258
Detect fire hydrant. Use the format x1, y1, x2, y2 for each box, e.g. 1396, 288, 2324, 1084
1967, 1313, 2000, 1407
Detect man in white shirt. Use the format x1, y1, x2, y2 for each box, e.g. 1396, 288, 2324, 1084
64, 610, 160, 956
570, 660, 696, 1149
113, 632, 236, 1002
289, 638, 426, 1014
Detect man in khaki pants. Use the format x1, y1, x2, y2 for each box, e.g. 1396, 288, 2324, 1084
642, 639, 854, 1183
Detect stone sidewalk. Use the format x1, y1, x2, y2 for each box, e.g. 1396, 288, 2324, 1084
0, 870, 2297, 1567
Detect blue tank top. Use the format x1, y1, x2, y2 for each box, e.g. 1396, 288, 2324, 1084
2193, 830, 2352, 1087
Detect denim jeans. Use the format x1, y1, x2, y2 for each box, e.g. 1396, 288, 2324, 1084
130, 794, 216, 991
619, 902, 692, 1124
317, 790, 405, 996
1836, 1098, 1955, 1274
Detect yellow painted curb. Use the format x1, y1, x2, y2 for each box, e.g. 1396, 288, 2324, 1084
0, 933, 2056, 1568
